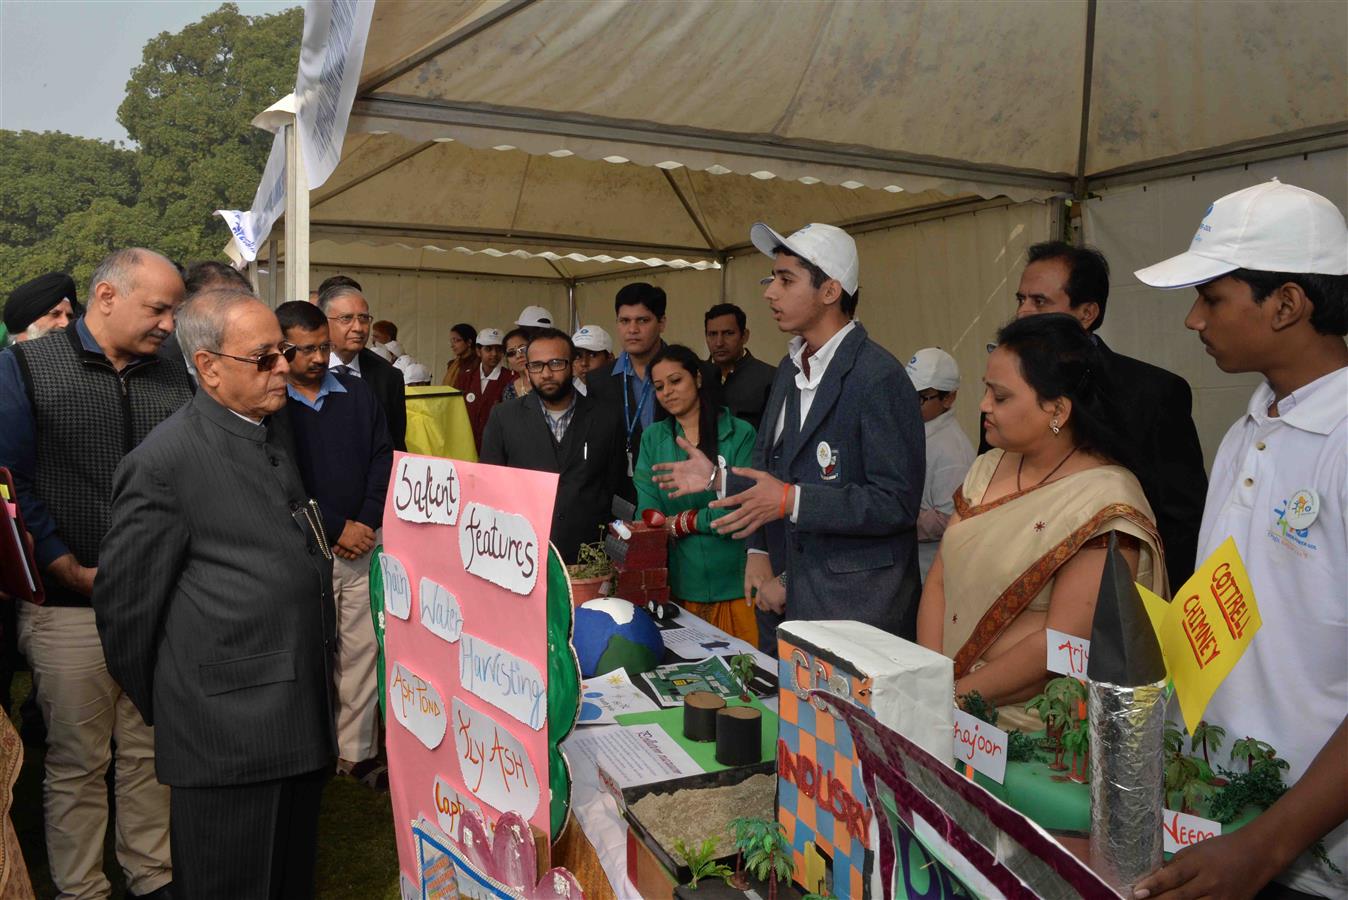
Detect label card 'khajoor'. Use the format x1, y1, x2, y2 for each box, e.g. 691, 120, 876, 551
389, 661, 447, 750
458, 501, 539, 595
451, 698, 540, 818
458, 632, 547, 731
381, 553, 412, 620
418, 577, 463, 644
391, 456, 461, 526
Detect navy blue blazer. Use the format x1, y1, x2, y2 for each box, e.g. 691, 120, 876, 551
728, 322, 925, 641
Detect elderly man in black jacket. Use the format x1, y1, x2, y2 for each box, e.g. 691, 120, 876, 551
95, 290, 336, 899
480, 328, 626, 563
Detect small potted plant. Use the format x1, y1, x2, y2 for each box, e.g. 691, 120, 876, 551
673, 837, 732, 892
567, 538, 613, 606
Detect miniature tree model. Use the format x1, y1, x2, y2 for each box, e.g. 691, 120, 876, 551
673, 838, 733, 890
1231, 737, 1283, 772
1190, 720, 1226, 765
1027, 690, 1069, 770
1062, 717, 1090, 783
728, 654, 756, 702
728, 816, 770, 890
742, 820, 795, 900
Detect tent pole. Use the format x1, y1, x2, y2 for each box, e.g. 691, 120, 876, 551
284, 123, 311, 303
1072, 0, 1099, 215
268, 237, 279, 307
719, 254, 728, 302
567, 281, 577, 331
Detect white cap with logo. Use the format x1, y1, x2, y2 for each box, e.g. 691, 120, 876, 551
401, 362, 432, 385
906, 348, 960, 392
750, 222, 859, 295
476, 327, 504, 347
572, 324, 612, 353
515, 305, 554, 328
1135, 179, 1348, 289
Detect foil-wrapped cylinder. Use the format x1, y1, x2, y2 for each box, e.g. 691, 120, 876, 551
1088, 679, 1166, 895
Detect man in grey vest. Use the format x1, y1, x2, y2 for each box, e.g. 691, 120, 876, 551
0, 248, 188, 899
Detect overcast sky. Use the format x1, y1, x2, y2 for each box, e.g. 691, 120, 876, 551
1, 0, 298, 145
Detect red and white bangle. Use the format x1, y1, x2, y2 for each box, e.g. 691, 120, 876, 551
670, 509, 699, 539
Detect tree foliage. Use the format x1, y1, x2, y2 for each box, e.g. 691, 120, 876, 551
1, 3, 302, 295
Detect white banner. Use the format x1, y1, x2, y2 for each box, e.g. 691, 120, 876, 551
295, 0, 374, 191
215, 129, 286, 263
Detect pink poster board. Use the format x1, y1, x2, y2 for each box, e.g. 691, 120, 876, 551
381, 452, 559, 885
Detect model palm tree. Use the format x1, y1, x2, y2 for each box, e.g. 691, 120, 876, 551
1062, 719, 1090, 783
1190, 721, 1226, 765
742, 820, 795, 900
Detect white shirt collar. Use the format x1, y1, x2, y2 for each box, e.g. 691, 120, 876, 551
328, 351, 361, 376
227, 409, 263, 426
923, 407, 958, 437
787, 320, 856, 390
480, 362, 504, 383
1247, 366, 1347, 436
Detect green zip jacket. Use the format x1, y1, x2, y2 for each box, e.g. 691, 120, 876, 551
634, 408, 757, 603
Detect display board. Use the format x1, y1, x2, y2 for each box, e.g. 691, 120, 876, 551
382, 452, 560, 891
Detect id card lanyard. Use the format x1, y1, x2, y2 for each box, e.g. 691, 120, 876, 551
622, 365, 653, 476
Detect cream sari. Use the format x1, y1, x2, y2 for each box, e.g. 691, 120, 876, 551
940, 449, 1167, 729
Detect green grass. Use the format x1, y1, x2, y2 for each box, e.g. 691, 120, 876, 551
11, 673, 402, 899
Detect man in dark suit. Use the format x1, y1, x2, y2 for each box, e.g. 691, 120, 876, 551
705, 301, 777, 431
319, 279, 408, 451
480, 328, 626, 563
654, 223, 926, 649
95, 290, 336, 899
983, 241, 1207, 592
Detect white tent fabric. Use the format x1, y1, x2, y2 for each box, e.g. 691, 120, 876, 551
1084, 146, 1348, 468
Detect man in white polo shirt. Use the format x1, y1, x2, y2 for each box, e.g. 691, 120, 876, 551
1133, 180, 1347, 900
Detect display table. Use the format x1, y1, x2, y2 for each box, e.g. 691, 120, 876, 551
404, 386, 477, 460
556, 617, 776, 898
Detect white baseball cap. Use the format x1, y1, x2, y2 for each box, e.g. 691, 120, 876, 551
906, 348, 960, 392
572, 324, 612, 353
476, 327, 504, 347
1135, 179, 1348, 289
515, 305, 554, 328
750, 222, 859, 295
401, 362, 432, 385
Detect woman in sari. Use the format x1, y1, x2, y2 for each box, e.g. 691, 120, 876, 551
500, 327, 533, 400
917, 313, 1167, 729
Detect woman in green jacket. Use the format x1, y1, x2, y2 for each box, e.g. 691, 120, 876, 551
635, 344, 758, 644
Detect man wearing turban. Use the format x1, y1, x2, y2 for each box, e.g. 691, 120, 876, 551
4, 272, 81, 343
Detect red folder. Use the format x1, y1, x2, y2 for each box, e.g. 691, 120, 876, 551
0, 467, 44, 604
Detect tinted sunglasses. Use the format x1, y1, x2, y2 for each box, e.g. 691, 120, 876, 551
205, 342, 298, 372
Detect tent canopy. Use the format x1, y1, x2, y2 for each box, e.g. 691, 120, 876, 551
291, 0, 1346, 273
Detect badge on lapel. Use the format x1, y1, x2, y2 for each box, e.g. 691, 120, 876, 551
816, 441, 840, 481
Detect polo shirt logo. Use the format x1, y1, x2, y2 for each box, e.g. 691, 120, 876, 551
1270, 496, 1319, 557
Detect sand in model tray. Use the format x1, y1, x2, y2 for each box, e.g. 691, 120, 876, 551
630, 772, 778, 860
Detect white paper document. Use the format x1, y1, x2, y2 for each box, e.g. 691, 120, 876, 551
659, 614, 774, 669
563, 724, 702, 788
578, 668, 659, 725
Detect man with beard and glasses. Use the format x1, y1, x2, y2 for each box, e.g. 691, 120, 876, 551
0, 248, 188, 900
480, 328, 625, 563
277, 301, 392, 783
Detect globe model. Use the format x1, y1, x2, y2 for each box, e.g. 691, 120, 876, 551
573, 598, 664, 678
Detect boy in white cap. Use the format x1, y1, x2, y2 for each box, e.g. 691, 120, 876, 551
1132, 180, 1348, 900
515, 305, 554, 333
905, 348, 975, 582
570, 324, 613, 394
653, 222, 925, 649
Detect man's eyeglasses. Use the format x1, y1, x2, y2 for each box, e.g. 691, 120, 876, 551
204, 343, 298, 372
525, 358, 571, 373
327, 313, 374, 326
917, 391, 943, 405
505, 346, 529, 358
292, 342, 334, 356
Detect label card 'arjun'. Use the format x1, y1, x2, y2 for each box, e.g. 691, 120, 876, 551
458, 501, 539, 595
